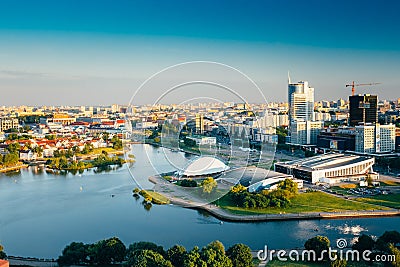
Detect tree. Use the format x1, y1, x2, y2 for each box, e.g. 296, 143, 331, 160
111, 136, 123, 150
184, 137, 197, 148
330, 258, 347, 267
378, 231, 400, 246
183, 247, 207, 267
32, 146, 43, 157
304, 236, 330, 261
352, 234, 375, 252
3, 153, 19, 167
180, 179, 197, 187
277, 178, 298, 197
230, 184, 247, 194
57, 242, 88, 266
0, 244, 6, 260
206, 241, 225, 254
387, 243, 400, 267
200, 244, 232, 267
45, 134, 56, 140
276, 126, 288, 144
102, 132, 110, 143
127, 241, 165, 257
201, 177, 217, 194
376, 231, 400, 252
6, 133, 18, 140
366, 174, 374, 187
166, 245, 187, 267
7, 142, 20, 154
88, 237, 126, 265
127, 249, 172, 267
226, 243, 253, 267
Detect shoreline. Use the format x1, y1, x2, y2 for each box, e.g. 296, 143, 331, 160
148, 175, 400, 222
0, 164, 28, 173
170, 195, 400, 223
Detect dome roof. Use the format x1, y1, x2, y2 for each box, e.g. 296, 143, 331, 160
179, 156, 229, 177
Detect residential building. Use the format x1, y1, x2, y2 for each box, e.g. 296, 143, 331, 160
290, 120, 324, 145
0, 117, 19, 132
355, 124, 395, 153
355, 125, 376, 154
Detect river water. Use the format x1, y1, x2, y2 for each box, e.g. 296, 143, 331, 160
1, 144, 399, 258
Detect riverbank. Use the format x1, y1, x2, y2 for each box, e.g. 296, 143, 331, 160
0, 164, 28, 173
170, 194, 400, 222
148, 174, 400, 222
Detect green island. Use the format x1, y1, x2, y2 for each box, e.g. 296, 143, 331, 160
47, 150, 127, 171
137, 188, 171, 205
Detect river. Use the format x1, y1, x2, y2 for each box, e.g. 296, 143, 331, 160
1, 144, 399, 258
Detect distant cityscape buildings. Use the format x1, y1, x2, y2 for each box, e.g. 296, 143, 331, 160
316, 93, 396, 154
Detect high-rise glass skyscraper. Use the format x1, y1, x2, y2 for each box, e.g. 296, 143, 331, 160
287, 75, 322, 145
288, 79, 314, 123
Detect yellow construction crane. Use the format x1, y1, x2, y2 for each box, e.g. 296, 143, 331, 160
346, 81, 381, 96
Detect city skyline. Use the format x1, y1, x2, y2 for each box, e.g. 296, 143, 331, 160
1, 0, 400, 106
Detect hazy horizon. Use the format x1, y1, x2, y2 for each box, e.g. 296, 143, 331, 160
1, 0, 399, 106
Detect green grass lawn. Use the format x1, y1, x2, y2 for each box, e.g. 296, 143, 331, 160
216, 191, 387, 215
143, 190, 170, 205
355, 193, 400, 209
329, 186, 355, 196
77, 147, 123, 156
379, 180, 400, 186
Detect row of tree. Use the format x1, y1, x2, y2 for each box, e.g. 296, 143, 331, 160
228, 179, 298, 209
58, 238, 254, 267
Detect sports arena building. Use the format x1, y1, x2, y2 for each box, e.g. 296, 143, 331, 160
274, 153, 378, 184
177, 156, 230, 177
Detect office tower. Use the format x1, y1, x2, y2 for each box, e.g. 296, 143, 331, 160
349, 94, 378, 126
287, 74, 322, 145
288, 78, 314, 123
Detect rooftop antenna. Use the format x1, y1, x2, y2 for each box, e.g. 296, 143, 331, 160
288, 71, 291, 84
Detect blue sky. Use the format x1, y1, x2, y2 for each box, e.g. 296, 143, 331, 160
0, 0, 399, 105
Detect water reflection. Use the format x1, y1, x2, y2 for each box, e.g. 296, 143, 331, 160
0, 144, 400, 258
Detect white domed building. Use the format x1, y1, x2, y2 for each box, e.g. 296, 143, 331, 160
178, 156, 230, 177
